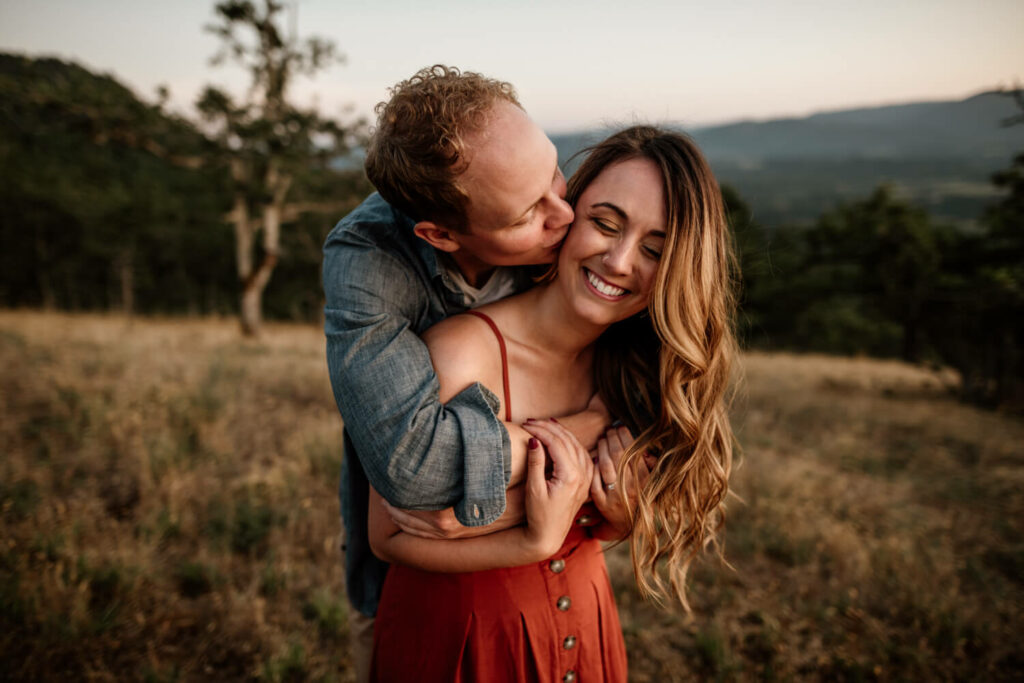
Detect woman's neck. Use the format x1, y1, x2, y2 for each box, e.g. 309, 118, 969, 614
503, 282, 608, 360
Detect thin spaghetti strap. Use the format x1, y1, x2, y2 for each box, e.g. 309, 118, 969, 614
464, 310, 512, 421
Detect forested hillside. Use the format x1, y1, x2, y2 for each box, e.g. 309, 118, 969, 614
0, 54, 231, 313
0, 53, 370, 321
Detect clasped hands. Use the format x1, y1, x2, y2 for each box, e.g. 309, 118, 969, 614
381, 418, 592, 547
383, 415, 655, 546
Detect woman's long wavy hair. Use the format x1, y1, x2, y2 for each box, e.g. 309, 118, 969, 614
568, 126, 739, 610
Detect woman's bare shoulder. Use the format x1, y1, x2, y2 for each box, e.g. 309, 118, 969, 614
422, 313, 503, 402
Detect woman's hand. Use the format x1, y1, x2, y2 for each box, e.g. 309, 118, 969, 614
590, 425, 653, 540
520, 419, 594, 558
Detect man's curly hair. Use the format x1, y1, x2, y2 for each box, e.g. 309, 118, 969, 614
364, 65, 520, 232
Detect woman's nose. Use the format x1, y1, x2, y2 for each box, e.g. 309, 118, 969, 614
601, 243, 632, 275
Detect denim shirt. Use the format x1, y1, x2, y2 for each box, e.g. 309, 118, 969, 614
323, 193, 528, 616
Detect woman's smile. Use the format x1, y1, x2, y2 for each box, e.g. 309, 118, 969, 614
583, 267, 629, 299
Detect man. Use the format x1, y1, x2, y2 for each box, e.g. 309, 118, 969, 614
323, 65, 608, 681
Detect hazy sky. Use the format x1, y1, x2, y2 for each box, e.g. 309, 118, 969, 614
1, 0, 1021, 132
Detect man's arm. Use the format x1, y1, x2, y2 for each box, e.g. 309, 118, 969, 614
324, 231, 508, 526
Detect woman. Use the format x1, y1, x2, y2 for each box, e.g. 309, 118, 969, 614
368, 126, 737, 682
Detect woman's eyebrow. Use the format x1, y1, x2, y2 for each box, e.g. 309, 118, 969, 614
591, 201, 627, 220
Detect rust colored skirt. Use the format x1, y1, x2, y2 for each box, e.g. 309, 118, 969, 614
370, 512, 628, 682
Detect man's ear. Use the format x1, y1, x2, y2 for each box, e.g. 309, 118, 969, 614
413, 221, 462, 253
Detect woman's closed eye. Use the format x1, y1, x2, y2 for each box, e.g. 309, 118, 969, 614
642, 244, 662, 260
592, 217, 619, 234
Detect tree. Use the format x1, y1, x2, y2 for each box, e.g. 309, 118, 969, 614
796, 187, 940, 360
857, 188, 941, 362
925, 89, 1024, 407
931, 152, 1024, 407
197, 0, 362, 336
723, 185, 819, 351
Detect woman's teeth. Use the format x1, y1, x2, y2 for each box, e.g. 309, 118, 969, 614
586, 269, 626, 297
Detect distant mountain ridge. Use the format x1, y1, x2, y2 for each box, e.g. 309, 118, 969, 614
695, 92, 1022, 162
551, 92, 1024, 227
554, 92, 1023, 164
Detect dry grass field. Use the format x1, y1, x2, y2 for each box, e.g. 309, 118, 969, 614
1, 311, 1021, 681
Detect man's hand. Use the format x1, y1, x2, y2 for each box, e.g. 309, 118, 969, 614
383, 484, 526, 539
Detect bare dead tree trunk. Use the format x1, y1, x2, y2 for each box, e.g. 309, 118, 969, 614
235, 198, 262, 336
240, 273, 270, 335
234, 210, 254, 281
202, 0, 356, 338
237, 160, 292, 337
227, 158, 262, 336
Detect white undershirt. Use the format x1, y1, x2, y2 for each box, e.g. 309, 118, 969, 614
444, 265, 519, 309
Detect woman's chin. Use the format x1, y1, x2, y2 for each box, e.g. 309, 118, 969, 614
569, 301, 637, 328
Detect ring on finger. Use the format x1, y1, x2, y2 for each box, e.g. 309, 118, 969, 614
605, 481, 617, 491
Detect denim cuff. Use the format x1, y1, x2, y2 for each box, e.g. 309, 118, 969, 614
447, 382, 511, 526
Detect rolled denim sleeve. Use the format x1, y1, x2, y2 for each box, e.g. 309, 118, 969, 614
324, 237, 510, 526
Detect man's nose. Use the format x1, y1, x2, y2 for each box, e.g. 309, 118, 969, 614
546, 196, 574, 230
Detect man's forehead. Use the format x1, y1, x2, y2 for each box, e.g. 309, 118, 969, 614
461, 116, 558, 229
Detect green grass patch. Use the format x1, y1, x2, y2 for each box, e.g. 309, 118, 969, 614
1, 478, 40, 519
693, 624, 741, 681
175, 561, 217, 598
204, 491, 281, 556
76, 558, 128, 635
982, 547, 1024, 585
301, 589, 346, 639
0, 327, 28, 350
142, 664, 182, 683
305, 436, 342, 484
166, 400, 204, 461
259, 562, 286, 597
19, 389, 90, 460
261, 641, 307, 683
231, 497, 277, 556
156, 508, 183, 543
0, 563, 29, 626
760, 527, 814, 567
29, 531, 65, 562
